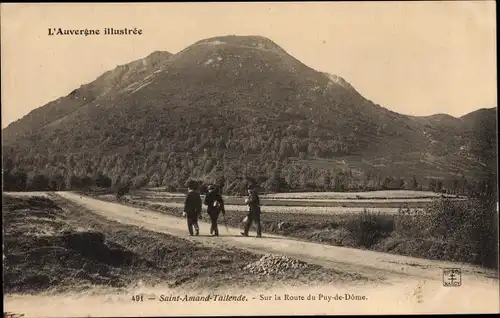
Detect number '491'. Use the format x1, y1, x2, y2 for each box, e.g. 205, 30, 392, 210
132, 295, 144, 302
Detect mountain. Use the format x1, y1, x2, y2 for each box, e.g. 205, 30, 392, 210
2, 35, 496, 193
2, 51, 173, 142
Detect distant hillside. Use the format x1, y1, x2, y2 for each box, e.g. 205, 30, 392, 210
2, 35, 496, 194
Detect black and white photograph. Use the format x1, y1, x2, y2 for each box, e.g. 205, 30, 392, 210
2, 2, 498, 316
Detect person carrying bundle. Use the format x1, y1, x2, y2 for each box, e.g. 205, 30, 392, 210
241, 185, 262, 238
204, 185, 225, 236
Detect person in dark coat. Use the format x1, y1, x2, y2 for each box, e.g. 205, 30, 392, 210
241, 185, 262, 238
183, 183, 202, 236
204, 185, 225, 236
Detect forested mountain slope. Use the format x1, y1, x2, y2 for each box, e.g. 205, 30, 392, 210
2, 35, 496, 194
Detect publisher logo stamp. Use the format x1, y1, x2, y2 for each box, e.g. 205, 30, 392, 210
443, 268, 461, 287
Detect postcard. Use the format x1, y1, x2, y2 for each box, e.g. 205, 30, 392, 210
2, 2, 498, 317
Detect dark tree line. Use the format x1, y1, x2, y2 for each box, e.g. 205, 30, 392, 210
2, 169, 112, 192
2, 164, 496, 200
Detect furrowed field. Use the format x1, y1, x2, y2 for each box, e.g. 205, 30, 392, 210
126, 189, 467, 211
87, 188, 498, 269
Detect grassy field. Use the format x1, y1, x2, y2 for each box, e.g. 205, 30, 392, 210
129, 189, 464, 211
129, 199, 406, 215
87, 187, 468, 216
261, 190, 460, 199
130, 195, 440, 208
142, 188, 461, 200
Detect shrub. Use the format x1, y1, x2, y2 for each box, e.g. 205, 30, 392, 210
2, 170, 28, 191
29, 174, 50, 191
95, 174, 112, 188
343, 209, 394, 248
115, 182, 131, 200
403, 197, 499, 268
393, 206, 430, 238
130, 174, 149, 190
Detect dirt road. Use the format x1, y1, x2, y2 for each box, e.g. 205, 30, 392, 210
55, 192, 497, 282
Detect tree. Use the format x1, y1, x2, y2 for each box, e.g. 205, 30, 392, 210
215, 175, 226, 193
116, 181, 131, 200
15, 170, 28, 191
3, 169, 28, 191
435, 179, 443, 193
66, 175, 81, 189
323, 172, 332, 191
382, 176, 393, 190
50, 174, 66, 191
30, 174, 50, 191
81, 176, 95, 189
186, 179, 200, 190
429, 179, 437, 192
204, 159, 215, 174
397, 178, 405, 190
458, 175, 468, 195
245, 176, 258, 189
95, 174, 112, 188
2, 170, 13, 190
410, 176, 418, 190
264, 171, 288, 193
448, 178, 459, 195
199, 183, 208, 195
148, 172, 162, 187
333, 172, 346, 192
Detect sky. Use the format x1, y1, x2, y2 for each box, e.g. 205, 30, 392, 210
1, 2, 497, 128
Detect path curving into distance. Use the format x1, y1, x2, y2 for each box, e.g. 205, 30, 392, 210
54, 192, 498, 285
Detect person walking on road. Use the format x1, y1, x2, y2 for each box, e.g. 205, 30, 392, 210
204, 185, 225, 237
241, 185, 262, 238
183, 182, 202, 236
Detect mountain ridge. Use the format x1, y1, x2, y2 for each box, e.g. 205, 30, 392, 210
2, 35, 496, 193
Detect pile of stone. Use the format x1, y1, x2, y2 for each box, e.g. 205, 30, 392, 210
243, 253, 309, 275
